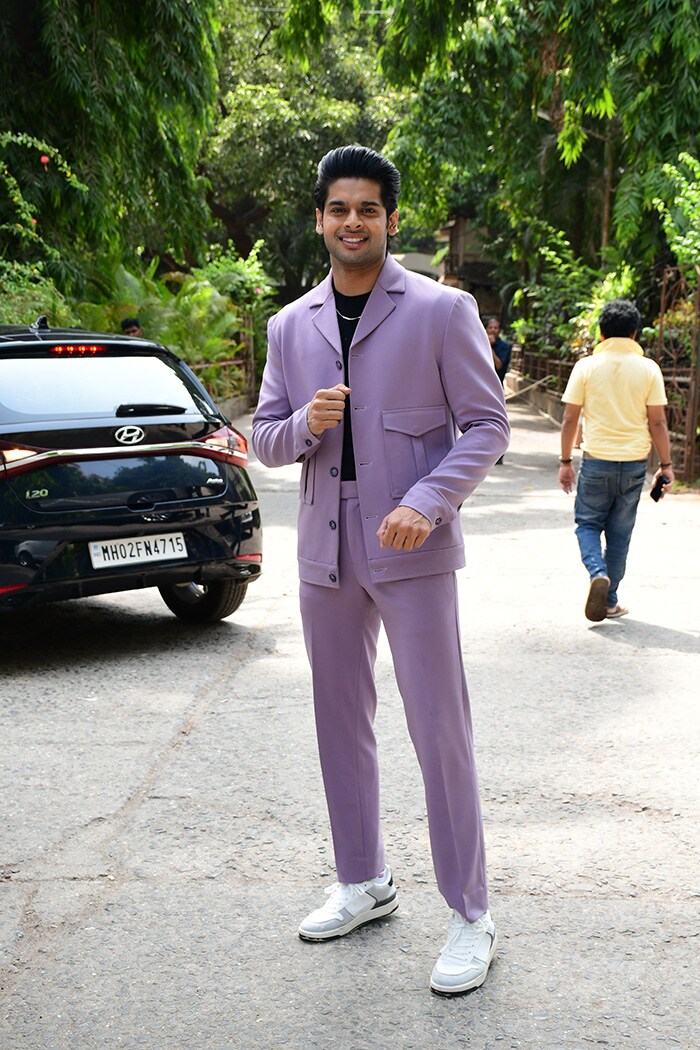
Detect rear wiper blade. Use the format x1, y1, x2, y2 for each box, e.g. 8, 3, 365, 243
116, 403, 187, 416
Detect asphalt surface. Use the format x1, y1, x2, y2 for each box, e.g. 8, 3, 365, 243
1, 400, 698, 1050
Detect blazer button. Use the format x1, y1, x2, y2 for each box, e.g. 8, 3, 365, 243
335, 360, 343, 370
305, 438, 313, 446
329, 572, 337, 582
435, 516, 442, 525
330, 467, 338, 477
329, 520, 337, 530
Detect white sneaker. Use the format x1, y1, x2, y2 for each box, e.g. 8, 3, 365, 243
430, 909, 497, 996
298, 867, 398, 941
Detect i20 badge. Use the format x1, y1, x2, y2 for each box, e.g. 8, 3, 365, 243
115, 425, 146, 444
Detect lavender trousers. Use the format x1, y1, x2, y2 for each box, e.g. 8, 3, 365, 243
299, 482, 489, 922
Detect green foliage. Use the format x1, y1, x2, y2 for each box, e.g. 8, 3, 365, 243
1, 238, 279, 400
511, 228, 600, 354
643, 297, 697, 370
512, 226, 636, 355
194, 242, 276, 372
0, 131, 88, 267
206, 2, 409, 301
0, 262, 78, 325
277, 0, 480, 84
655, 153, 700, 271
282, 0, 700, 267
1, 0, 220, 277
0, 132, 87, 326
71, 262, 248, 400
196, 243, 274, 308
568, 264, 637, 353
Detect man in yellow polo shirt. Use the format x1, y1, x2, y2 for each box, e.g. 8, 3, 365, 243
558, 299, 674, 621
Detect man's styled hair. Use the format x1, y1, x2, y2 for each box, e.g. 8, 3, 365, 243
598, 299, 640, 339
314, 145, 401, 216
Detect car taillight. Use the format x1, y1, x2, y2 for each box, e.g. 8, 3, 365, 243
0, 584, 29, 594
0, 443, 42, 474
201, 426, 248, 467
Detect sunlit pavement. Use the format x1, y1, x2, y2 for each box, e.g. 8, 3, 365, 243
0, 401, 698, 1049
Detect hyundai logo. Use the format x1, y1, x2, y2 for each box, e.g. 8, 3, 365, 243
115, 425, 146, 444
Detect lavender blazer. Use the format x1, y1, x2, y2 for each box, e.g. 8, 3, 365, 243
251, 254, 510, 588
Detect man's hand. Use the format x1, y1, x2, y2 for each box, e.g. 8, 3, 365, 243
306, 384, 351, 436
377, 506, 431, 551
652, 465, 675, 492
559, 462, 576, 494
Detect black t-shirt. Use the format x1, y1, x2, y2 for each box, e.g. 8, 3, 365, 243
333, 287, 370, 481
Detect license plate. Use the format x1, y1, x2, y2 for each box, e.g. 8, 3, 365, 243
88, 532, 187, 569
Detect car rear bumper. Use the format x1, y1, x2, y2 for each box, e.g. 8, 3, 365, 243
0, 506, 262, 611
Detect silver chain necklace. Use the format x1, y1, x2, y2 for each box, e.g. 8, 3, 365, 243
336, 308, 363, 321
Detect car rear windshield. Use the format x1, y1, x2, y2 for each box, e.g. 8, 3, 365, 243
0, 352, 212, 423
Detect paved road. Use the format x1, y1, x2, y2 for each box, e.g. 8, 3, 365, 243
1, 401, 698, 1049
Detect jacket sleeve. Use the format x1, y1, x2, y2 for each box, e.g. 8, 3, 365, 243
400, 292, 510, 527
251, 317, 322, 467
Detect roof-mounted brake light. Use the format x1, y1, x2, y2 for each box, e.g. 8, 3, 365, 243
50, 344, 106, 355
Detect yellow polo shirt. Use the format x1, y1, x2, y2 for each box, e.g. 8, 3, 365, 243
562, 338, 667, 461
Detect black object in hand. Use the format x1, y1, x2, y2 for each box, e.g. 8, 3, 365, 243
650, 473, 670, 502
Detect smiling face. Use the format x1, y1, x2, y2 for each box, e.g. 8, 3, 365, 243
315, 177, 399, 289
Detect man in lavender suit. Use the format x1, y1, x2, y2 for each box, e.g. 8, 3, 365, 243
252, 146, 509, 996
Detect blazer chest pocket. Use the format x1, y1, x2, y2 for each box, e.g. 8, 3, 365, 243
382, 406, 450, 499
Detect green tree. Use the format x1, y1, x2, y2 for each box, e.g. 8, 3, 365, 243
280, 0, 700, 269
655, 153, 700, 272
204, 1, 408, 302
0, 0, 219, 283
71, 259, 249, 400
0, 131, 88, 322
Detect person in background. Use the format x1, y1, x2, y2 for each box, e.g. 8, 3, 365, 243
120, 317, 143, 338
558, 298, 674, 621
252, 145, 509, 996
484, 317, 511, 463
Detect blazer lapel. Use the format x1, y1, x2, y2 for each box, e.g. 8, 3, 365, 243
354, 253, 406, 345
310, 254, 407, 351
311, 273, 341, 355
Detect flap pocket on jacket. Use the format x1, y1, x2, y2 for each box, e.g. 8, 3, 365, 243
382, 406, 448, 438
382, 406, 450, 498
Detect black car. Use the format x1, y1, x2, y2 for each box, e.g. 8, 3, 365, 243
0, 317, 261, 622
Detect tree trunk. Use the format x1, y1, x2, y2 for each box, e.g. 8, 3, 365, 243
601, 126, 614, 269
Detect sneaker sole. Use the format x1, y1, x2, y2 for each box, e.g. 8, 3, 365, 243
429, 932, 498, 997
298, 894, 398, 942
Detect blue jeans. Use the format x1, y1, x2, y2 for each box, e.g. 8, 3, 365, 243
574, 458, 647, 607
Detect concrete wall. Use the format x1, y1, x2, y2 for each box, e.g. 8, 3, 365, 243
218, 394, 252, 421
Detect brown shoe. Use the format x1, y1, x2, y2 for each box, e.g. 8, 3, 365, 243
606, 604, 628, 618
585, 575, 610, 622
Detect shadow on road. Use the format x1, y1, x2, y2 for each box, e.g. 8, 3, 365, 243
0, 596, 257, 672
587, 617, 700, 654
